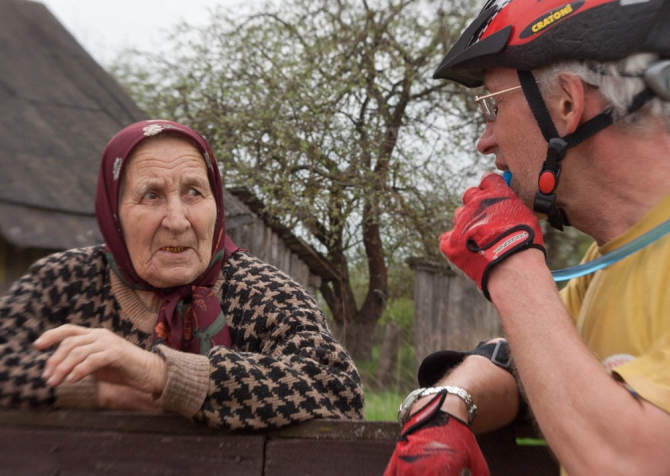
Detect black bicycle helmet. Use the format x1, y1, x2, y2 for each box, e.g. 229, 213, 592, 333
434, 0, 670, 230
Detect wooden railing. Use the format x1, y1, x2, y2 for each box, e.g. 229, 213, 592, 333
0, 411, 558, 475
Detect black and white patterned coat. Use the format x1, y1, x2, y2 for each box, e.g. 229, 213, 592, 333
0, 246, 364, 429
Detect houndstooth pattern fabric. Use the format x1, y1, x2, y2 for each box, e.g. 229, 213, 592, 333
0, 246, 364, 429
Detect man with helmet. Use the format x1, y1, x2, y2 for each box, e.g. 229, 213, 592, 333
385, 0, 670, 475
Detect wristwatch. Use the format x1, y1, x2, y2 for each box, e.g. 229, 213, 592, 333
397, 386, 477, 425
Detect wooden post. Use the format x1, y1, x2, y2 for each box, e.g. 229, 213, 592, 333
408, 258, 503, 375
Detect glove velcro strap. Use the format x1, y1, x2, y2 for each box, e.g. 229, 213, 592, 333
467, 225, 545, 300
418, 339, 512, 387
400, 391, 448, 439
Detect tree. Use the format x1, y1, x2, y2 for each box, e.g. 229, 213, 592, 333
111, 0, 485, 360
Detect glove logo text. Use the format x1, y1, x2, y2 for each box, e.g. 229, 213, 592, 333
492, 231, 528, 259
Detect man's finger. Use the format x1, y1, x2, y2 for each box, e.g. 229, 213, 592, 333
439, 231, 453, 254
479, 172, 507, 190
452, 206, 466, 225
462, 186, 482, 205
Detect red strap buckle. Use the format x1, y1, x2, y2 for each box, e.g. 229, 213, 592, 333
538, 170, 556, 194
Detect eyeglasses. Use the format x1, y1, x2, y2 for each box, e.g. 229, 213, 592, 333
474, 85, 524, 122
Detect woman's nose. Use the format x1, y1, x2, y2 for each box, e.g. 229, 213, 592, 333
476, 122, 497, 156
161, 198, 190, 232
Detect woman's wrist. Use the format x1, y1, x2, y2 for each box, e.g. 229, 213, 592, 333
149, 351, 168, 398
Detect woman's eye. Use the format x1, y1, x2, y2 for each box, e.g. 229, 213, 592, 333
143, 192, 158, 200
187, 188, 201, 197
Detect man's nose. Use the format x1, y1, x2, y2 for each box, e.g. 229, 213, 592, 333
476, 122, 496, 156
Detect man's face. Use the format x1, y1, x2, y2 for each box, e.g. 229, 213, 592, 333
476, 68, 547, 208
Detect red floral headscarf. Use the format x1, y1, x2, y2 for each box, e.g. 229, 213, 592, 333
95, 120, 239, 354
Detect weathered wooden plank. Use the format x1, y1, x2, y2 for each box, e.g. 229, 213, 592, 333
280, 239, 292, 276
0, 411, 398, 440
0, 411, 558, 475
478, 424, 559, 476
264, 438, 396, 476
265, 419, 399, 440
226, 226, 244, 251
0, 428, 265, 476
0, 238, 50, 295
412, 259, 503, 370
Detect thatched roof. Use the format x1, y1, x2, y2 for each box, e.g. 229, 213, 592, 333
0, 0, 144, 249
0, 0, 335, 286
0, 0, 255, 250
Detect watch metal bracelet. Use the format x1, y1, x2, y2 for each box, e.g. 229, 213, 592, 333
397, 385, 477, 425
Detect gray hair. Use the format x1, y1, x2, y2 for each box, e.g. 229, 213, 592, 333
535, 53, 670, 131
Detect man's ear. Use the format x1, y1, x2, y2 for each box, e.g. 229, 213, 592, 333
550, 72, 588, 136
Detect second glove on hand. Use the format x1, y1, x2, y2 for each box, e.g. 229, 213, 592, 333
384, 391, 489, 476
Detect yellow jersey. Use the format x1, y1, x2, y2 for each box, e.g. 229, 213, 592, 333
561, 192, 670, 413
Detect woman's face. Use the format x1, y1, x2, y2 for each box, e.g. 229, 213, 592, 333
118, 137, 217, 288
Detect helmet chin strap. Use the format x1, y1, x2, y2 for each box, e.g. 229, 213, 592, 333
517, 70, 655, 231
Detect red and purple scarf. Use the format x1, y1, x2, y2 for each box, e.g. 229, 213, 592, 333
95, 120, 239, 354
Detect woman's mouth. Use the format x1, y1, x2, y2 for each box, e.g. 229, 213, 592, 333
162, 246, 185, 253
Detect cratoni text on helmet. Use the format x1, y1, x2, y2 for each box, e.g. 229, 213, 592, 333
529, 3, 575, 35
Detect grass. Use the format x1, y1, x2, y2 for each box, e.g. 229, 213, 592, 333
364, 388, 406, 422
356, 338, 417, 422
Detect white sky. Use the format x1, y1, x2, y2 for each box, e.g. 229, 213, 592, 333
37, 0, 267, 66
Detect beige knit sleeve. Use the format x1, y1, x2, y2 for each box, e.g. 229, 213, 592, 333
153, 344, 211, 417
54, 376, 97, 409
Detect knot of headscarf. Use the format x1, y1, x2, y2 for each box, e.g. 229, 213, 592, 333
95, 120, 239, 355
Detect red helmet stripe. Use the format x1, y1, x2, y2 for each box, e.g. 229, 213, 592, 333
481, 0, 617, 46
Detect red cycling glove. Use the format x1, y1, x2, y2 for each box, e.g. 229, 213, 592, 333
440, 173, 545, 300
384, 391, 489, 476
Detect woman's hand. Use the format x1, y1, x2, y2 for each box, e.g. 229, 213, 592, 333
34, 324, 167, 398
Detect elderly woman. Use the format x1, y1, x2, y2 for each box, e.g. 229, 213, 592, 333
0, 120, 364, 429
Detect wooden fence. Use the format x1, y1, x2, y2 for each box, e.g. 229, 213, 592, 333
226, 188, 339, 298
0, 410, 558, 475
409, 258, 504, 371
226, 218, 320, 296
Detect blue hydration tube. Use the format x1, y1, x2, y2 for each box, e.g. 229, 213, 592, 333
500, 171, 670, 282
550, 218, 670, 282
502, 170, 513, 186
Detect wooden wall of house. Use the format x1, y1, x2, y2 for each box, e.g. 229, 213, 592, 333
226, 220, 321, 297
0, 238, 51, 296
410, 258, 503, 373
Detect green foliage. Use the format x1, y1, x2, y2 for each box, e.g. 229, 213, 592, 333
364, 388, 405, 422
542, 224, 595, 280
111, 0, 485, 255
355, 346, 380, 386
396, 340, 417, 390
357, 342, 415, 390
387, 264, 415, 301
355, 295, 417, 393
380, 297, 414, 335
111, 0, 485, 358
